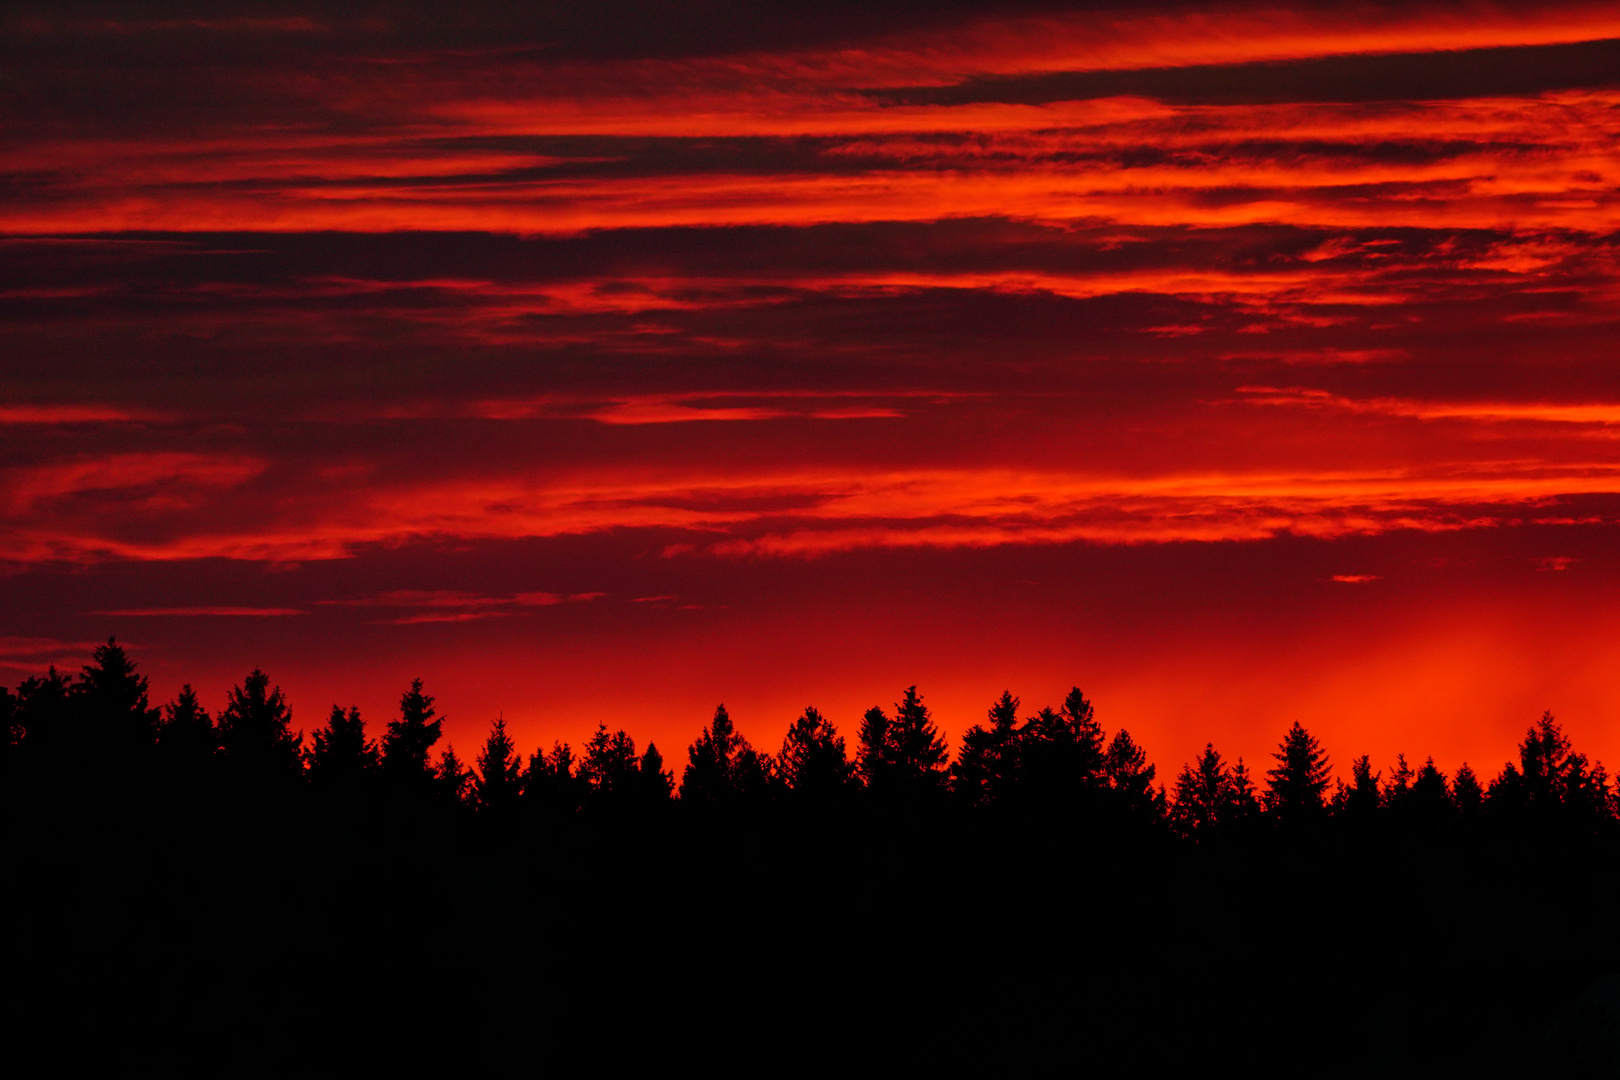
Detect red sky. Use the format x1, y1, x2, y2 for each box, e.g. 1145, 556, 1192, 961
4, 1, 1620, 780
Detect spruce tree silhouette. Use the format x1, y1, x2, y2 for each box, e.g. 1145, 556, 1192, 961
473, 717, 523, 815
1409, 758, 1454, 823
1522, 718, 1613, 829
1103, 728, 1161, 823
74, 638, 159, 767
1019, 688, 1108, 818
307, 705, 378, 795
11, 668, 72, 792
1519, 711, 1571, 814
1061, 686, 1108, 780
777, 706, 856, 803
1486, 715, 1619, 837
952, 692, 1019, 809
638, 743, 675, 807
433, 745, 471, 807
522, 741, 581, 820
1170, 743, 1234, 840
856, 705, 890, 790
1384, 753, 1414, 817
1576, 760, 1615, 825
1226, 757, 1261, 829
879, 686, 949, 801
157, 684, 217, 782
1486, 711, 1606, 829
1340, 754, 1381, 820
1452, 763, 1484, 818
1264, 722, 1331, 827
680, 704, 770, 807
1486, 760, 1526, 817
582, 723, 643, 807
217, 669, 303, 786
381, 678, 442, 798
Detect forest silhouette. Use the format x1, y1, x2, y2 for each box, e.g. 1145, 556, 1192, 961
6, 639, 1618, 1071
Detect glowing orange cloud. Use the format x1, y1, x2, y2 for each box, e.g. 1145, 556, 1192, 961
8, 453, 1620, 564
1242, 387, 1620, 426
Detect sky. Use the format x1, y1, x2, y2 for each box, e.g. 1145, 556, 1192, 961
3, 0, 1620, 780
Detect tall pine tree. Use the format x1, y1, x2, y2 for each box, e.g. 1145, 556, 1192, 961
881, 686, 949, 800
74, 638, 160, 765
473, 717, 523, 815
778, 706, 856, 801
217, 669, 303, 785
680, 704, 770, 807
1104, 728, 1161, 823
381, 678, 442, 795
1264, 722, 1331, 827
307, 705, 378, 793
157, 684, 217, 773
522, 741, 581, 819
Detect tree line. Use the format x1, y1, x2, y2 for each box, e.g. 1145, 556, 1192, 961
4, 637, 1616, 841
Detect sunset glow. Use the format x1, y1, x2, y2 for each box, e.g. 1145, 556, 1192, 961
5, 1, 1620, 778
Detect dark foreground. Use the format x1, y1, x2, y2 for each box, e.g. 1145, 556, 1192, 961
10, 802, 1619, 1074
6, 643, 1618, 1071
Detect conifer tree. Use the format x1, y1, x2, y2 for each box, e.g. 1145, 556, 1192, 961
307, 705, 378, 792
1409, 757, 1453, 820
473, 717, 523, 815
856, 706, 890, 790
1104, 728, 1161, 821
952, 725, 997, 809
1227, 757, 1260, 825
1264, 722, 1331, 826
1452, 762, 1484, 818
1486, 760, 1525, 815
582, 723, 642, 802
1016, 688, 1110, 818
680, 704, 770, 806
1061, 686, 1107, 782
1488, 711, 1612, 827
75, 638, 160, 761
1519, 711, 1570, 812
157, 684, 217, 769
639, 742, 675, 804
951, 691, 1020, 809
12, 668, 72, 772
434, 744, 471, 806
381, 678, 442, 793
522, 741, 580, 818
883, 686, 949, 798
779, 706, 856, 800
1582, 760, 1615, 823
1340, 754, 1381, 819
1170, 743, 1231, 839
1384, 754, 1414, 813
217, 669, 303, 783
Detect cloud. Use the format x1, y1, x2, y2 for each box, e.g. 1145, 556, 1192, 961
2, 2, 1619, 578
1239, 387, 1620, 426
91, 606, 306, 616
319, 589, 606, 623
0, 635, 105, 671
869, 37, 1620, 108
16, 461, 1614, 562
0, 404, 175, 424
